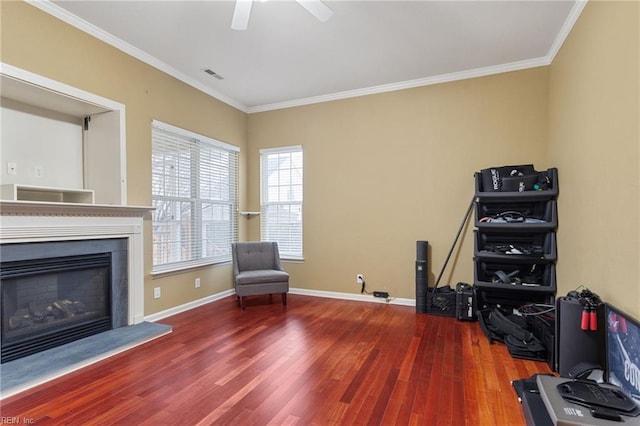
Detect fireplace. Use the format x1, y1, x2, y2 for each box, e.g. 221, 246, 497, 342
1, 238, 129, 363
0, 201, 149, 370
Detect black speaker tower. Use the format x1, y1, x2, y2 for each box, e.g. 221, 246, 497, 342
416, 241, 428, 313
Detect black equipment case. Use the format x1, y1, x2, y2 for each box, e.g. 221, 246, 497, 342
456, 282, 476, 321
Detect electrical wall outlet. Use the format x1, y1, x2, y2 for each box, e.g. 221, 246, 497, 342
356, 274, 364, 285
195, 278, 201, 288
153, 287, 161, 299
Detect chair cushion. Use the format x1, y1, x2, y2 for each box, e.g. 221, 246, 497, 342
236, 269, 289, 286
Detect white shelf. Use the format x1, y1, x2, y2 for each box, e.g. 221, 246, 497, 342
1, 184, 95, 204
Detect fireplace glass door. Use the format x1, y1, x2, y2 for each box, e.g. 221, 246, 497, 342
1, 253, 112, 363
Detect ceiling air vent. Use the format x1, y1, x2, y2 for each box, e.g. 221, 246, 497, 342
203, 69, 224, 80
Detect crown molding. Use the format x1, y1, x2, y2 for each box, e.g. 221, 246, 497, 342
248, 0, 588, 113
29, 0, 587, 115
546, 0, 588, 63
27, 0, 248, 113
247, 57, 551, 113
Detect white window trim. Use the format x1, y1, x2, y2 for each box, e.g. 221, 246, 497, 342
152, 120, 239, 153
260, 145, 303, 155
260, 145, 303, 260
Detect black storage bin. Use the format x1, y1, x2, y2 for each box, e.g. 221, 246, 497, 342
474, 261, 556, 292
475, 167, 558, 201
475, 287, 555, 308
475, 199, 557, 231
474, 230, 557, 262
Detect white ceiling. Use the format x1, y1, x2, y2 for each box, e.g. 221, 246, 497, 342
39, 0, 585, 113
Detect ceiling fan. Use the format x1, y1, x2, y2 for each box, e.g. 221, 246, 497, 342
231, 0, 334, 30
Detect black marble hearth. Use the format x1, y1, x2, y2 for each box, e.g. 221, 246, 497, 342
0, 321, 172, 399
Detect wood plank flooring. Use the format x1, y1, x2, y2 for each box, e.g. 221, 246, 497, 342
0, 294, 552, 425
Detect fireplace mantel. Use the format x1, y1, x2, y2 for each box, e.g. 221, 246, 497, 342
0, 200, 152, 217
0, 202, 153, 326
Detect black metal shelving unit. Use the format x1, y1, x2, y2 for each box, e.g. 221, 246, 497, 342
473, 167, 558, 309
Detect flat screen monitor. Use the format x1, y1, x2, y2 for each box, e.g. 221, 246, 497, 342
605, 303, 640, 408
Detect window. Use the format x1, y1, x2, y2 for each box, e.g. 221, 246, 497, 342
151, 121, 239, 273
260, 146, 303, 259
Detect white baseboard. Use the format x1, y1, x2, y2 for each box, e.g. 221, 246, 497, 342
145, 287, 416, 322
144, 289, 235, 322
289, 288, 415, 306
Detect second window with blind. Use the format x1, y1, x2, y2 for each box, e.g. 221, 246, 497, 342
260, 146, 303, 260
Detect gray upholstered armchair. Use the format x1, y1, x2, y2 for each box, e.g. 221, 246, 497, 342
231, 241, 290, 309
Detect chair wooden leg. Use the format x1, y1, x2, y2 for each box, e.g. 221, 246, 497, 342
239, 296, 245, 310
281, 293, 287, 306
269, 294, 273, 304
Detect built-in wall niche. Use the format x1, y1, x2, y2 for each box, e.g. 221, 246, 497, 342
0, 63, 127, 205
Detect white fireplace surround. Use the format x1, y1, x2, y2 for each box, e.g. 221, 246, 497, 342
0, 202, 151, 326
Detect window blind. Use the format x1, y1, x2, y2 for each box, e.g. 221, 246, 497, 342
260, 146, 303, 259
152, 120, 239, 273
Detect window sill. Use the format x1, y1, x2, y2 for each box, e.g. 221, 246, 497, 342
151, 260, 231, 279
282, 257, 304, 263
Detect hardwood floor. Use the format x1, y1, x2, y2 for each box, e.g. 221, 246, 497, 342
0, 294, 551, 425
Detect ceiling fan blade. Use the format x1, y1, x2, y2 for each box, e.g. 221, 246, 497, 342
296, 0, 334, 23
231, 0, 253, 31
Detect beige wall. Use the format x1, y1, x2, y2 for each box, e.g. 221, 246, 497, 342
248, 69, 549, 299
2, 1, 639, 317
549, 1, 640, 317
0, 2, 248, 315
